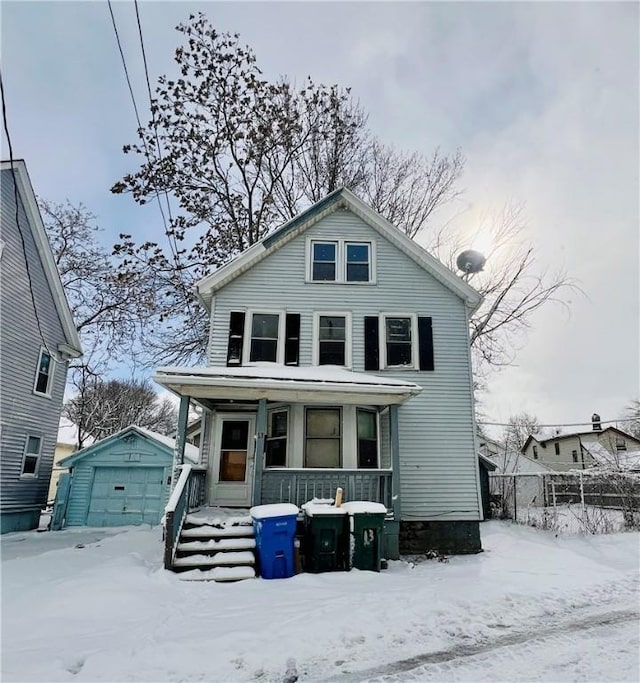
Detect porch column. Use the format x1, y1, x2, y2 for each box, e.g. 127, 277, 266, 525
171, 395, 190, 491
252, 398, 267, 506
389, 404, 401, 519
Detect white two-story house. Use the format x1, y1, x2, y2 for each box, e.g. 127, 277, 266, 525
154, 188, 484, 560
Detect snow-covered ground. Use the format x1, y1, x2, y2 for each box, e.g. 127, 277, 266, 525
2, 522, 638, 682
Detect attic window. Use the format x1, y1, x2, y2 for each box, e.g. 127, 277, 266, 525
308, 239, 375, 283
33, 348, 54, 396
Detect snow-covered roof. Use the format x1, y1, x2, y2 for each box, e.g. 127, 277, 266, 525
58, 425, 199, 466
153, 363, 422, 406
581, 442, 640, 470
195, 188, 482, 313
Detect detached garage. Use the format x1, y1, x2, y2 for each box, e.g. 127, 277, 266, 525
55, 426, 198, 527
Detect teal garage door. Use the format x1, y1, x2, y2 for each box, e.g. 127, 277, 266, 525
86, 467, 166, 526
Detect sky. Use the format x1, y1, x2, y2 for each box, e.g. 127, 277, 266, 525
2, 1, 638, 434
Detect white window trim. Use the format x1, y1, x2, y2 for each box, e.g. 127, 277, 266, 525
304, 406, 343, 468
20, 434, 43, 478
242, 309, 286, 364
265, 408, 289, 468
312, 311, 352, 368
306, 237, 376, 284
33, 347, 55, 397
379, 313, 419, 369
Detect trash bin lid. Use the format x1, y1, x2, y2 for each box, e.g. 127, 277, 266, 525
340, 501, 387, 515
250, 503, 299, 519
302, 502, 347, 516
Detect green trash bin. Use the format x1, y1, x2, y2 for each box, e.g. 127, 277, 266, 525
302, 503, 348, 572
342, 501, 387, 572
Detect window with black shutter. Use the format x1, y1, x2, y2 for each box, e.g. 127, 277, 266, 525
226, 312, 245, 366
364, 316, 379, 371
284, 314, 300, 366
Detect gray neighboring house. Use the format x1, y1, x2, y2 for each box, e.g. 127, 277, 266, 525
1, 159, 82, 533
155, 187, 485, 557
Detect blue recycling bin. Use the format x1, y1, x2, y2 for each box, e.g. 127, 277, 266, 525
250, 504, 299, 579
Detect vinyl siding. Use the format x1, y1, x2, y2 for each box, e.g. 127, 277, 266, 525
205, 209, 481, 521
0, 169, 69, 517
64, 434, 173, 526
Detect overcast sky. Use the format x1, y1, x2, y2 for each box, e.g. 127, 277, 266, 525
2, 1, 638, 433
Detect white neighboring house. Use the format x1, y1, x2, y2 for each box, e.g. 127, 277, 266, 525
522, 417, 640, 473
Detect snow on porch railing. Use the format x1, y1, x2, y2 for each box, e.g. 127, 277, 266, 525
164, 464, 207, 570
261, 469, 393, 511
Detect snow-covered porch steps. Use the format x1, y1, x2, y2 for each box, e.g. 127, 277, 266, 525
173, 511, 256, 582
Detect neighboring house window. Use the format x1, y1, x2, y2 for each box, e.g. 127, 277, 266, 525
533, 445, 538, 459
572, 450, 578, 463
384, 316, 414, 367
314, 313, 351, 366
21, 435, 42, 476
311, 242, 337, 281
308, 239, 375, 283
615, 437, 627, 452
357, 409, 378, 468
554, 442, 560, 456
265, 410, 288, 467
305, 408, 341, 468
33, 348, 54, 395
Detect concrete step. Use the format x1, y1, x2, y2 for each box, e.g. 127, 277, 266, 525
185, 513, 253, 527
173, 550, 255, 569
177, 537, 256, 553
178, 566, 256, 582
181, 524, 255, 540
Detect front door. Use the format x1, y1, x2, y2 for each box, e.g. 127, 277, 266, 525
209, 415, 256, 507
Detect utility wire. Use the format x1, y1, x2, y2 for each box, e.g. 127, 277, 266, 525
1, 69, 60, 363
478, 417, 635, 429
108, 0, 196, 323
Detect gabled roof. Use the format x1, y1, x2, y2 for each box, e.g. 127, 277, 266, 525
58, 424, 199, 467
1, 159, 82, 358
521, 425, 638, 453
195, 187, 482, 312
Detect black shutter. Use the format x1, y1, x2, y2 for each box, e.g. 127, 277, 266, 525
418, 316, 434, 371
364, 316, 379, 371
226, 311, 245, 366
284, 313, 300, 366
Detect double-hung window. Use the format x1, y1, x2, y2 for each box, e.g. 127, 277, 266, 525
357, 409, 378, 468
34, 348, 54, 396
309, 239, 374, 283
384, 316, 414, 367
249, 313, 281, 363
314, 313, 351, 366
265, 410, 288, 467
21, 435, 42, 476
305, 408, 341, 468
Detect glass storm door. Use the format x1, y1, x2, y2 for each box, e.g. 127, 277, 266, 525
210, 416, 255, 507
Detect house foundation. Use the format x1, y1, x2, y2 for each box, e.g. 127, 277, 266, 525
399, 520, 482, 555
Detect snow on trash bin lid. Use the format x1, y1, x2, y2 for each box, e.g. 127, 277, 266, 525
340, 501, 388, 515
250, 503, 299, 519
302, 502, 347, 516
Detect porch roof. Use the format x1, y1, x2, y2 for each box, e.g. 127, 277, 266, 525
152, 364, 422, 405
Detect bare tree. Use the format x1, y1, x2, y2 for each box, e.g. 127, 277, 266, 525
112, 13, 575, 372
64, 378, 177, 445
621, 400, 640, 439
503, 412, 541, 453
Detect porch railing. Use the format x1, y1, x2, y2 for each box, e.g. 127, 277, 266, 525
261, 469, 393, 511
163, 464, 207, 570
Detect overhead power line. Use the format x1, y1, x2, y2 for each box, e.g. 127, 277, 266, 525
0, 69, 60, 362
478, 417, 635, 429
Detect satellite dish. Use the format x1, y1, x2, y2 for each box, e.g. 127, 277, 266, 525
456, 250, 486, 277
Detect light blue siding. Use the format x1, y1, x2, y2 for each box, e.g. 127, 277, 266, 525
206, 209, 482, 521
64, 430, 173, 527
0, 169, 69, 530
